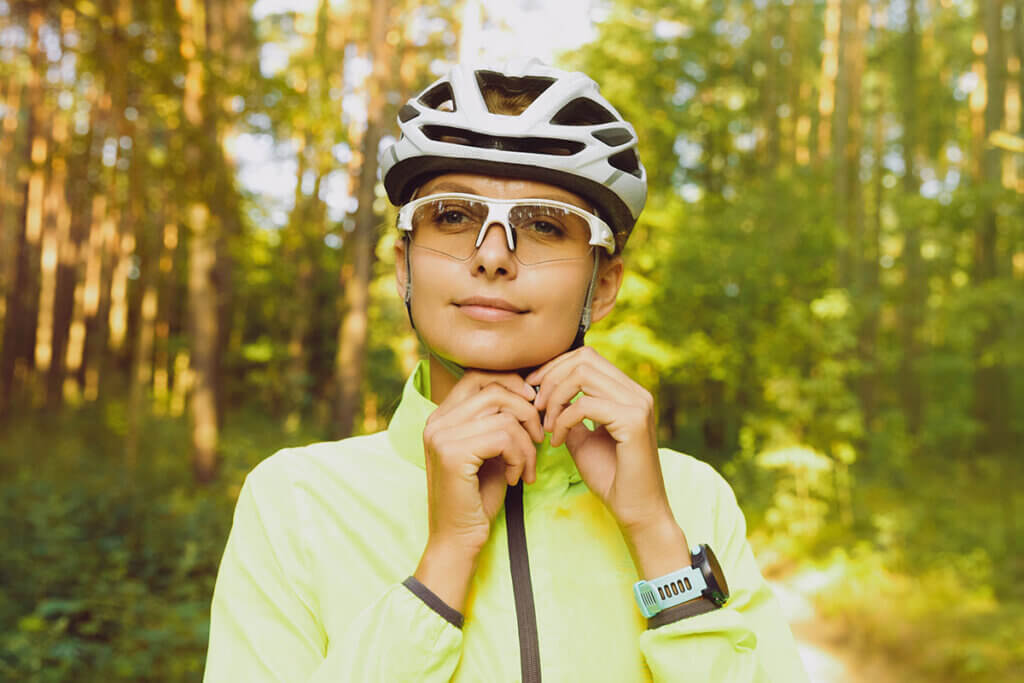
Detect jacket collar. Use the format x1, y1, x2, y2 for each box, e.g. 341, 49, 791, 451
387, 361, 582, 492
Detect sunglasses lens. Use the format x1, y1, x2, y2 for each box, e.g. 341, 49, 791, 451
410, 197, 488, 260
508, 204, 592, 264
409, 196, 595, 264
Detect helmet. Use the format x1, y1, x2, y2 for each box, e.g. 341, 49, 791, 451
379, 58, 647, 248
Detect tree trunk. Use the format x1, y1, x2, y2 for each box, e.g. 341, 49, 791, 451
41, 105, 75, 411
899, 0, 924, 439
126, 116, 155, 468
0, 68, 24, 318
284, 135, 312, 423
152, 207, 178, 415
333, 0, 391, 439
833, 0, 865, 290
972, 0, 1009, 457
179, 0, 219, 482
816, 0, 841, 165
0, 9, 44, 418
858, 88, 884, 440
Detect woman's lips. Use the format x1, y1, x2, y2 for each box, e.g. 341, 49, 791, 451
455, 297, 526, 321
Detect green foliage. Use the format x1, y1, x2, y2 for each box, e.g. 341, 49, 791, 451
566, 2, 1024, 680
0, 405, 323, 681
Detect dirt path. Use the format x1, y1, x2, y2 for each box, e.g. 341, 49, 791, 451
769, 574, 898, 683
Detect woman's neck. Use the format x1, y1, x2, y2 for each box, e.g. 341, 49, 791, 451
428, 354, 460, 405
427, 354, 540, 405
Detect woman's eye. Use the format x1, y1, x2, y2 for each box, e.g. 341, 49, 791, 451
528, 220, 564, 237
438, 210, 467, 224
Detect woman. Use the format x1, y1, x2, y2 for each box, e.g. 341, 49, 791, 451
204, 59, 808, 682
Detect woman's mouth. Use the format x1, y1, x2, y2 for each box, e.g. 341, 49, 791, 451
455, 296, 527, 321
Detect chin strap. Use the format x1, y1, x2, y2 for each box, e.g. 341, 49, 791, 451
574, 250, 601, 349
402, 236, 600, 379
403, 238, 467, 380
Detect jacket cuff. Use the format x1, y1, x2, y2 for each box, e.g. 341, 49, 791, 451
647, 598, 720, 629
402, 576, 465, 629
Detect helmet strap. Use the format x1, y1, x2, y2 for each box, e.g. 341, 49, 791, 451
572, 250, 601, 349
404, 236, 467, 381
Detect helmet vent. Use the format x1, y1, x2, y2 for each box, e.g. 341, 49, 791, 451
551, 98, 616, 125
419, 82, 456, 112
592, 127, 633, 147
398, 104, 420, 122
421, 125, 584, 156
608, 149, 642, 177
475, 70, 555, 114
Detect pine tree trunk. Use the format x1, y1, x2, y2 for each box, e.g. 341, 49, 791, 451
334, 0, 391, 439
0, 9, 44, 418
179, 0, 220, 482
973, 0, 1009, 457
126, 116, 156, 467
0, 70, 23, 316
899, 0, 924, 439
833, 0, 865, 289
42, 106, 75, 412
816, 0, 841, 165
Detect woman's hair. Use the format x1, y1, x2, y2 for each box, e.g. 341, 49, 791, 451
479, 77, 618, 127
480, 80, 547, 115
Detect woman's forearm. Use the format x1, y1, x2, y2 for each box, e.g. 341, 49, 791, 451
414, 538, 481, 613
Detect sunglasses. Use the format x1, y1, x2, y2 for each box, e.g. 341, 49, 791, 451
397, 192, 615, 265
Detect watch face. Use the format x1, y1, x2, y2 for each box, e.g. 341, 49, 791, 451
702, 545, 730, 606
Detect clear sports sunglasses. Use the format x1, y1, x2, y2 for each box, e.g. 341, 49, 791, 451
396, 192, 616, 265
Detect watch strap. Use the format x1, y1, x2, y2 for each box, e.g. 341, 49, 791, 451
647, 593, 720, 628
633, 563, 707, 618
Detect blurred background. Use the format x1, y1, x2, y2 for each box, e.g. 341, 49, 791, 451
1, 0, 1021, 680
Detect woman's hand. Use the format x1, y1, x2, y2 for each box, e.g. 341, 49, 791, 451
421, 371, 545, 556
525, 346, 674, 538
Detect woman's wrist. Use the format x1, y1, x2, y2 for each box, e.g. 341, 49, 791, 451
622, 516, 691, 580
414, 537, 481, 614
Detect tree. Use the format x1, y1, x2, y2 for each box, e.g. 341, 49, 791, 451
333, 0, 393, 439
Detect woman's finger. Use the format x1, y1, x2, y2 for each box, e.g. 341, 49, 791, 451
551, 393, 653, 448
432, 383, 544, 443
541, 362, 635, 433
433, 412, 535, 485
437, 370, 535, 416
532, 348, 634, 412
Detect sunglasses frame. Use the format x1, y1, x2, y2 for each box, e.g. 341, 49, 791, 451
396, 192, 616, 261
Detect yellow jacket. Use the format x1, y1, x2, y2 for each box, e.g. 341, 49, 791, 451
204, 361, 808, 681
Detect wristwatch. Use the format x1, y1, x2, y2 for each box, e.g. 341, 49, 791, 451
633, 544, 730, 618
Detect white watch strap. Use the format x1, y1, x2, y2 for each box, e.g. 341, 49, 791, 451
633, 565, 707, 618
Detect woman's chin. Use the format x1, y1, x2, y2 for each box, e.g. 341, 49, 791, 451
421, 322, 578, 372
441, 346, 563, 373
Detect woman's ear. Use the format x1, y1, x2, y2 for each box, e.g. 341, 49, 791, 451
394, 237, 409, 300
588, 255, 623, 325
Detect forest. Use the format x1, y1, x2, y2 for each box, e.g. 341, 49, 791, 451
0, 0, 1021, 680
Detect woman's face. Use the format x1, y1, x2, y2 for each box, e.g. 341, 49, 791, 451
395, 173, 623, 372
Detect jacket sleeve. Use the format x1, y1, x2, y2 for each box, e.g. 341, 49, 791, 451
203, 456, 463, 682
637, 463, 809, 683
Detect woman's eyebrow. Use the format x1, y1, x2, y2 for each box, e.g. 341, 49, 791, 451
422, 181, 478, 194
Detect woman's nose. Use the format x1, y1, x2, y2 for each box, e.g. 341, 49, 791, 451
472, 222, 517, 275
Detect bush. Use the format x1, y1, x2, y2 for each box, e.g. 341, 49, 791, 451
0, 403, 321, 682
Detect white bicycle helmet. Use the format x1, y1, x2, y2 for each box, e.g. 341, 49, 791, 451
379, 58, 647, 247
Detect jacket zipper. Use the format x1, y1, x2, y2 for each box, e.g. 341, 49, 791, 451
505, 480, 541, 682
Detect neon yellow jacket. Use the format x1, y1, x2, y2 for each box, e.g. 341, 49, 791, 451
204, 362, 808, 682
